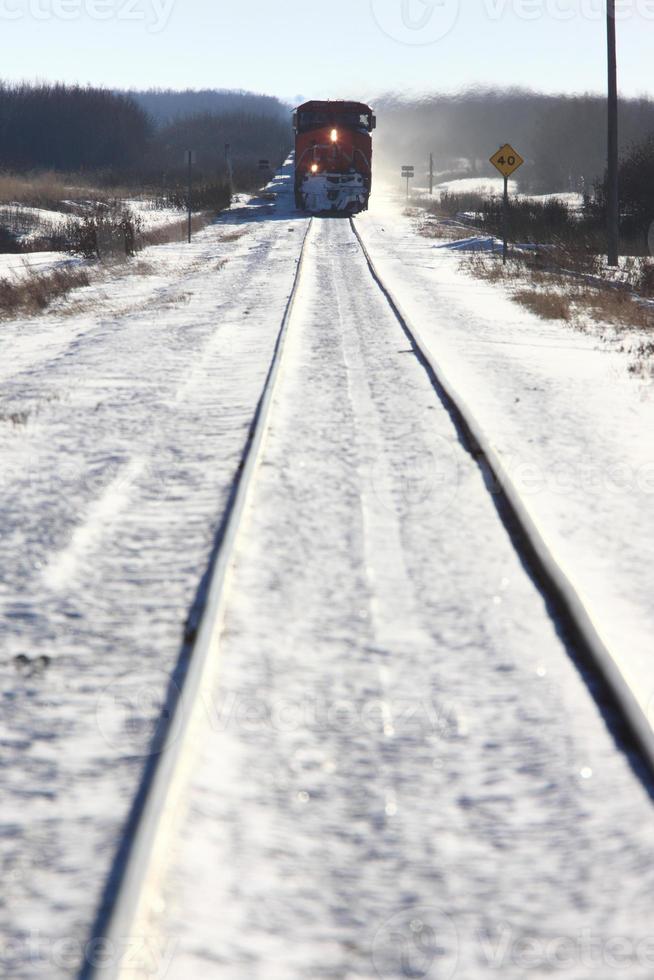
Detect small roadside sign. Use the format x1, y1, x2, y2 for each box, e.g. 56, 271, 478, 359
489, 144, 524, 265
489, 144, 524, 179
401, 166, 415, 201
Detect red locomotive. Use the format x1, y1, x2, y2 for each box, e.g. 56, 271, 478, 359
293, 100, 376, 214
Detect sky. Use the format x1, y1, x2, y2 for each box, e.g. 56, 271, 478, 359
0, 0, 652, 100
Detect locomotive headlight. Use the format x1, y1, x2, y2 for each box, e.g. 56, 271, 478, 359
330, 129, 338, 142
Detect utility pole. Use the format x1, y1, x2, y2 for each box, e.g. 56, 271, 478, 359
187, 150, 193, 244
607, 0, 619, 266
429, 152, 434, 196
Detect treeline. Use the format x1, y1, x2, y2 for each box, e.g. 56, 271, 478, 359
375, 89, 654, 193
0, 82, 292, 187
151, 111, 291, 182
0, 83, 151, 172
128, 88, 288, 127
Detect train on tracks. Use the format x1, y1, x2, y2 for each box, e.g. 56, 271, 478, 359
293, 100, 376, 214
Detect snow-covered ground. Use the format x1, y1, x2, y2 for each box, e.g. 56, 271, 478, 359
2, 168, 654, 980
358, 191, 654, 747
142, 214, 654, 980
0, 251, 82, 280
0, 163, 309, 978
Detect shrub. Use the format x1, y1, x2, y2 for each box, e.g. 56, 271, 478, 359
67, 203, 142, 259
0, 226, 23, 253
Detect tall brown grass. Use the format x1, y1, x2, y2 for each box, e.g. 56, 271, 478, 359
0, 264, 90, 317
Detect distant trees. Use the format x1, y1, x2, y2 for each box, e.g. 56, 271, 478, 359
128, 88, 289, 127
149, 111, 291, 180
375, 89, 654, 194
0, 83, 152, 172
0, 83, 291, 190
591, 135, 654, 248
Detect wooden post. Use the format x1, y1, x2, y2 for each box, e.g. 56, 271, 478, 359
502, 175, 509, 265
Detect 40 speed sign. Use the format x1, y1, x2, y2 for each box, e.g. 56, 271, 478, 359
490, 144, 524, 178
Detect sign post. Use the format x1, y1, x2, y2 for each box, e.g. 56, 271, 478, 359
184, 150, 197, 244
401, 165, 415, 201
489, 143, 524, 264
429, 153, 434, 196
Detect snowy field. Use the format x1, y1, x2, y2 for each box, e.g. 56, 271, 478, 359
0, 251, 83, 281
1, 167, 654, 978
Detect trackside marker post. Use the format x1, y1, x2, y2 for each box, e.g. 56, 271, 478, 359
184, 149, 197, 243
401, 165, 415, 201
489, 143, 524, 265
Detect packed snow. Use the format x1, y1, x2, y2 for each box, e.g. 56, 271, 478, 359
143, 214, 654, 979
1, 167, 653, 980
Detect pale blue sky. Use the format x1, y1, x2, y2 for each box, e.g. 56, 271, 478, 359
0, 0, 651, 99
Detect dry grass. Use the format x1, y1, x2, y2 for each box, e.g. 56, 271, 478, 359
0, 171, 132, 210
513, 280, 654, 330
465, 252, 654, 331
217, 228, 249, 243
139, 212, 214, 248
0, 265, 90, 318
513, 289, 572, 321
464, 253, 520, 283
418, 218, 472, 241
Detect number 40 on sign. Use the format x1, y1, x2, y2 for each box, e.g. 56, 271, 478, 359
490, 144, 524, 179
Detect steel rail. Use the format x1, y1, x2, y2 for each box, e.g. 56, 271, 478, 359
79, 216, 314, 980
350, 215, 654, 780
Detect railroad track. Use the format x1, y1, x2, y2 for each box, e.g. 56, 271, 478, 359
81, 210, 654, 979
349, 214, 654, 778
80, 216, 314, 980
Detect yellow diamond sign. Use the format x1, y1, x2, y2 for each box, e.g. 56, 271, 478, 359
490, 144, 524, 178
